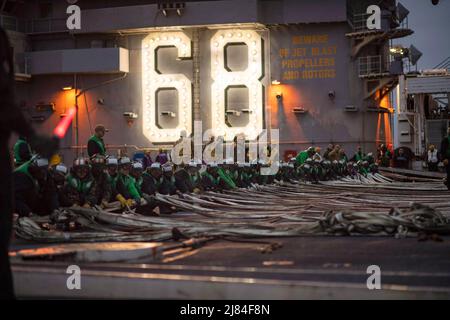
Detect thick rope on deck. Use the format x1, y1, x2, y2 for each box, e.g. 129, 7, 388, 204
14, 173, 450, 242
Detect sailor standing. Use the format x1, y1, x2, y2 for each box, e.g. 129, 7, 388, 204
87, 124, 107, 158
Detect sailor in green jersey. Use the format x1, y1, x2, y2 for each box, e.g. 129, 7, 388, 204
130, 162, 164, 215
115, 157, 142, 208
295, 147, 316, 166
321, 160, 332, 180
287, 157, 300, 180
311, 159, 323, 182
201, 162, 220, 191
283, 162, 297, 182
187, 160, 202, 193
357, 160, 369, 176
156, 163, 178, 214
362, 160, 371, 175
144, 162, 163, 194
159, 163, 178, 195
235, 162, 251, 188
378, 144, 391, 167
87, 124, 107, 158
353, 146, 365, 162
352, 163, 359, 176
217, 161, 237, 190
345, 162, 355, 177
364, 152, 375, 164
174, 163, 194, 193
106, 157, 119, 201
13, 136, 32, 167
64, 157, 95, 207
129, 161, 158, 214
49, 163, 70, 207
13, 157, 58, 217
130, 161, 144, 196
89, 155, 111, 208
299, 158, 314, 181
289, 162, 298, 179
222, 158, 239, 186
337, 159, 347, 177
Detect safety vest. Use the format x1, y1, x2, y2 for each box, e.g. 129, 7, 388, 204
67, 174, 93, 194
144, 172, 162, 189
13, 138, 32, 164
355, 152, 364, 162
189, 173, 201, 185
88, 135, 106, 155
107, 173, 118, 189
14, 160, 38, 189
201, 171, 219, 186
218, 168, 237, 189
117, 174, 141, 200
296, 151, 309, 165
134, 176, 143, 195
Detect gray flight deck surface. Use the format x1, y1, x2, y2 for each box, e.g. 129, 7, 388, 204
10, 235, 450, 299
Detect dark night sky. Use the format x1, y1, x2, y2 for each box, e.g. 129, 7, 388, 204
395, 0, 450, 69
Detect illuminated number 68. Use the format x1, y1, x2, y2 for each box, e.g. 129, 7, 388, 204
210, 30, 264, 141
142, 32, 192, 143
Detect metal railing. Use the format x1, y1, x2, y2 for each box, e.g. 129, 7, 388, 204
0, 14, 26, 32
0, 14, 67, 34
348, 11, 409, 34
26, 18, 68, 34
358, 55, 390, 77
348, 12, 374, 33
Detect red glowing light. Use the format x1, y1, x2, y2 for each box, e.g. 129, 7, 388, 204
53, 107, 76, 138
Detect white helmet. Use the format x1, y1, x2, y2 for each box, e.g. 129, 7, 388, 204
150, 162, 161, 169
55, 163, 68, 174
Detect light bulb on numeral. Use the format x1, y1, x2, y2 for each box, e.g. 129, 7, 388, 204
142, 32, 193, 143
210, 29, 263, 141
